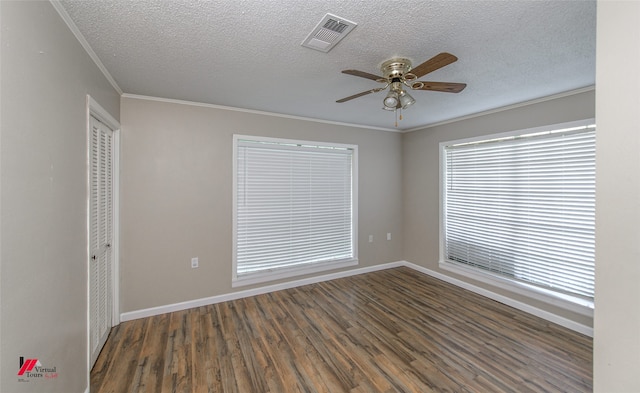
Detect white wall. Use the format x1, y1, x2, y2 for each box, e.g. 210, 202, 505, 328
119, 96, 403, 313
594, 1, 640, 391
0, 2, 120, 392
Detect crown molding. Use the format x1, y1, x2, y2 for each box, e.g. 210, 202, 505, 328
50, 1, 123, 95
406, 86, 596, 133
121, 94, 400, 132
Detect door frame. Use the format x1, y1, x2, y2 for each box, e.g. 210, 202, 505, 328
86, 95, 120, 371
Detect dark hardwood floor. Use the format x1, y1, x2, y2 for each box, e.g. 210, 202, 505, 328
91, 267, 592, 392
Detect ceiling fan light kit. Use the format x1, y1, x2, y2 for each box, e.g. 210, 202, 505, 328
383, 90, 399, 109
398, 90, 416, 109
337, 52, 467, 126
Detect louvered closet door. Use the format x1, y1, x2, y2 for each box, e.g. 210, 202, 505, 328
89, 115, 114, 367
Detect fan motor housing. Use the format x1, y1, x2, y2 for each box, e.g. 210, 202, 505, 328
380, 58, 412, 79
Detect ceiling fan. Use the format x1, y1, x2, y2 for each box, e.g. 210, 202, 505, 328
337, 52, 466, 125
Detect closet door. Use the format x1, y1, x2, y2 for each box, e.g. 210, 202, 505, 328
89, 115, 114, 367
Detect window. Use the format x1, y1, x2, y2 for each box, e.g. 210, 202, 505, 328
233, 135, 358, 286
440, 121, 595, 311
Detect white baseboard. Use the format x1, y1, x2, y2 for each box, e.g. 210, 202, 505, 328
120, 260, 592, 337
401, 261, 593, 337
120, 261, 404, 322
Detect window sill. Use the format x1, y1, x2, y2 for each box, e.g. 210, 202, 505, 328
233, 258, 358, 288
439, 259, 594, 317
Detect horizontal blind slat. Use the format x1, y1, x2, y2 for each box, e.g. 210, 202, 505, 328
444, 128, 595, 299
236, 138, 355, 277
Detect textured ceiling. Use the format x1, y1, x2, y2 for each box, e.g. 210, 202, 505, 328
58, 0, 596, 131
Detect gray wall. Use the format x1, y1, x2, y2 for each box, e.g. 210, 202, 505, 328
119, 97, 403, 313
2, 1, 639, 391
594, 1, 640, 391
0, 2, 120, 392
403, 90, 596, 328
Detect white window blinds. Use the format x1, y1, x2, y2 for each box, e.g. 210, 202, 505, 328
443, 124, 596, 300
234, 137, 356, 279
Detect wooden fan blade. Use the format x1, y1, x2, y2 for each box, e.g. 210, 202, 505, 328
341, 69, 385, 81
413, 81, 467, 93
410, 52, 458, 78
336, 88, 384, 103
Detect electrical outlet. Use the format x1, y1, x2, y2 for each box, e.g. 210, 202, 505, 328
387, 233, 392, 241
191, 257, 199, 268
368, 235, 373, 243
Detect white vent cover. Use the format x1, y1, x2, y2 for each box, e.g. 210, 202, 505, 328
301, 13, 357, 53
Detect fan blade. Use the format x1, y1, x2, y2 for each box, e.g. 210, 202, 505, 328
413, 81, 467, 93
341, 69, 385, 81
410, 52, 458, 78
336, 88, 384, 103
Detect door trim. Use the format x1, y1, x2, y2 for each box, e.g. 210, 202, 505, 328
86, 95, 120, 373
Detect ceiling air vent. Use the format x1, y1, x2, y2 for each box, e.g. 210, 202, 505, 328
301, 13, 357, 53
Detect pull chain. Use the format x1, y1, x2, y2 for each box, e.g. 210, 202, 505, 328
392, 108, 405, 128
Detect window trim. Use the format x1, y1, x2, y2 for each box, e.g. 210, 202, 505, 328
438, 119, 595, 316
232, 134, 358, 287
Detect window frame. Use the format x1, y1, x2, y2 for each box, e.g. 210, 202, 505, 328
232, 134, 358, 287
438, 119, 595, 316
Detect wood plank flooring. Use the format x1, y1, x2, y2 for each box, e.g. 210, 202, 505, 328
91, 267, 592, 392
